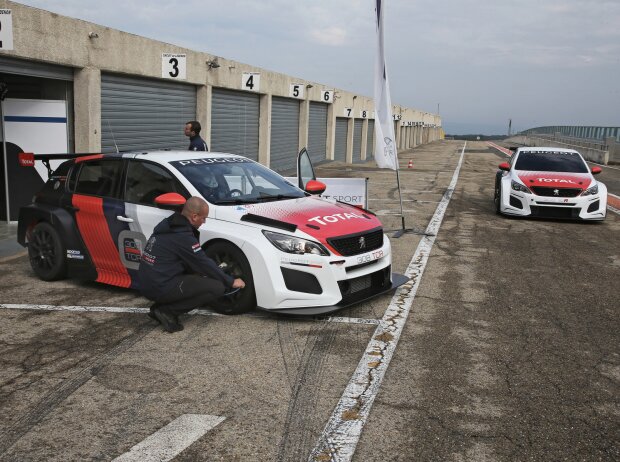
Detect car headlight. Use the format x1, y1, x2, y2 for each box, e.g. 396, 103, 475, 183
511, 180, 531, 194
581, 183, 598, 196
262, 230, 329, 256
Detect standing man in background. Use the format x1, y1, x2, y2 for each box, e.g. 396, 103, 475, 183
184, 121, 209, 151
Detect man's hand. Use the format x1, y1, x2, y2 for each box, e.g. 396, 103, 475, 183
232, 278, 245, 289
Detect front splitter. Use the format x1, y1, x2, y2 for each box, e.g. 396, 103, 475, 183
257, 272, 410, 316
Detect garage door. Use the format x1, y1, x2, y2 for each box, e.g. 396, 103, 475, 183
0, 56, 73, 80
353, 119, 364, 162
270, 97, 299, 173
308, 102, 328, 164
367, 120, 375, 158
211, 88, 260, 161
335, 117, 348, 162
101, 73, 196, 153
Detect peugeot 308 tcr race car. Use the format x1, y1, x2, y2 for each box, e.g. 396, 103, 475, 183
18, 149, 407, 315
494, 147, 607, 221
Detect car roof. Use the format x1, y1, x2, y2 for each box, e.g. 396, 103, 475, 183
516, 147, 580, 154
121, 151, 247, 162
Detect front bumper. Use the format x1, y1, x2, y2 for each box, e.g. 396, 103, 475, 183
258, 272, 410, 315
500, 186, 607, 221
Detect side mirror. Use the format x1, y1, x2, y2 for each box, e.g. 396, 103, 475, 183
155, 192, 186, 208
591, 166, 602, 175
305, 179, 326, 195
498, 162, 510, 171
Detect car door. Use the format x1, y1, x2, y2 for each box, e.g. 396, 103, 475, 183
121, 159, 190, 284
71, 157, 132, 287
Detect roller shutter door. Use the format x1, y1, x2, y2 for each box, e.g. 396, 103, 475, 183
335, 118, 348, 162
211, 88, 260, 161
308, 102, 328, 164
367, 120, 375, 157
101, 73, 196, 153
0, 56, 73, 80
270, 97, 299, 173
353, 119, 364, 162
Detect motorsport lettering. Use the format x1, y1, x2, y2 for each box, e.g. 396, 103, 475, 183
537, 178, 577, 184
308, 212, 366, 225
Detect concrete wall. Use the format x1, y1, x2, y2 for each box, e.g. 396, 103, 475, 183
509, 134, 614, 165
0, 0, 442, 165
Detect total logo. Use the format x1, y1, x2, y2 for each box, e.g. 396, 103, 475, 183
537, 178, 577, 184
308, 212, 366, 226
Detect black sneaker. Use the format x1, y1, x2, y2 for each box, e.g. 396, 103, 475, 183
153, 308, 184, 333
148, 304, 160, 323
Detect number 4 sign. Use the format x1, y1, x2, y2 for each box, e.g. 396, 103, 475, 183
242, 73, 261, 92
162, 53, 186, 80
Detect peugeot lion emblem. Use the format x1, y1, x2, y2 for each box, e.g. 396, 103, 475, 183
359, 236, 366, 249
553, 189, 559, 196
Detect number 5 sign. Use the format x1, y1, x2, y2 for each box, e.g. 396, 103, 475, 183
162, 53, 186, 80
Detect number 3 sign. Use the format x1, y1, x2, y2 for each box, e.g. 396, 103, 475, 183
162, 53, 186, 80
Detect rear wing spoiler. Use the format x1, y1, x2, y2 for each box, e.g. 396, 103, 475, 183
18, 152, 104, 177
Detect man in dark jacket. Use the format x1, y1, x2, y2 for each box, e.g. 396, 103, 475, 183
139, 196, 245, 332
184, 120, 209, 151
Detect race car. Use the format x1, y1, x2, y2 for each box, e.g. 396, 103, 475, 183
494, 147, 607, 221
17, 148, 407, 315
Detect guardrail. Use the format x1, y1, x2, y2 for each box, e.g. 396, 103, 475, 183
509, 133, 620, 165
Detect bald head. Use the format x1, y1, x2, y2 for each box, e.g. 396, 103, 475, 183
182, 196, 209, 228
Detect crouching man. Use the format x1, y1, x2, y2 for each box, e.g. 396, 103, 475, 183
138, 196, 245, 332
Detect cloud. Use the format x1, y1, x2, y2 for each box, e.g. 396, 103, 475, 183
310, 26, 348, 46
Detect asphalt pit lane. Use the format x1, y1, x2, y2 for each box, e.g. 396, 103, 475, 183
95, 364, 177, 393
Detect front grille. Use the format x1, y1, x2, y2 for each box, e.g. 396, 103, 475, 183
327, 227, 383, 256
531, 187, 582, 197
338, 266, 391, 306
530, 206, 580, 219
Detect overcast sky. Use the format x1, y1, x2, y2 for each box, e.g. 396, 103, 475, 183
18, 0, 620, 134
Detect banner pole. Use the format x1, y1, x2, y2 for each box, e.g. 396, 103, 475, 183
396, 167, 405, 231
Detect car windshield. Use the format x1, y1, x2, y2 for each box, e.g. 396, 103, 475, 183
514, 151, 588, 173
170, 157, 305, 205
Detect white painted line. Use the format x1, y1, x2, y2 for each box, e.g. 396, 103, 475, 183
309, 143, 467, 462
113, 414, 225, 462
0, 303, 151, 314
323, 316, 383, 326
0, 303, 381, 325
608, 205, 620, 215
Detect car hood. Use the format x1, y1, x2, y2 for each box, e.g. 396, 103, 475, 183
215, 196, 382, 242
516, 171, 593, 189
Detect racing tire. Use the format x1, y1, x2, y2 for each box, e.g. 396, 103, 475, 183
494, 182, 502, 215
28, 222, 67, 281
204, 241, 256, 315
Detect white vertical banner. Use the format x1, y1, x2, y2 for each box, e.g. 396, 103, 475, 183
373, 0, 398, 170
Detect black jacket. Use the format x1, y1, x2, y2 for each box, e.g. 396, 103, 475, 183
138, 213, 233, 299
188, 135, 208, 151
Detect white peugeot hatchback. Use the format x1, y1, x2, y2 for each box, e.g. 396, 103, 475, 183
18, 148, 408, 315
494, 147, 607, 221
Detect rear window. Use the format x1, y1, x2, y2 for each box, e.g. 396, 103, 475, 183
74, 160, 123, 197
514, 151, 588, 173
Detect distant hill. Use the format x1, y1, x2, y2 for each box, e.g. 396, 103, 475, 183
445, 134, 509, 141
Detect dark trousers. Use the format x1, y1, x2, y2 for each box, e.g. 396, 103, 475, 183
154, 274, 225, 315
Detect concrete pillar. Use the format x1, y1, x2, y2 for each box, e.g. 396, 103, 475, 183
198, 85, 210, 147
258, 94, 272, 167
346, 117, 354, 163
299, 98, 309, 151
360, 119, 368, 161
326, 103, 335, 160
73, 67, 101, 152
